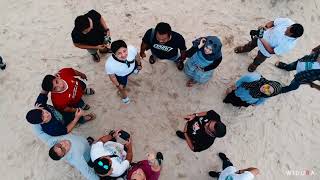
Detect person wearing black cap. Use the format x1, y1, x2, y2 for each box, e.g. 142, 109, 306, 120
176, 110, 226, 152
139, 22, 187, 70
26, 91, 95, 136
71, 9, 111, 62
105, 40, 142, 104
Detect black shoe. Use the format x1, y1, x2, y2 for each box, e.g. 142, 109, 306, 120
92, 53, 100, 62
149, 55, 156, 64
176, 130, 186, 140
218, 152, 229, 161
176, 60, 184, 71
208, 171, 220, 177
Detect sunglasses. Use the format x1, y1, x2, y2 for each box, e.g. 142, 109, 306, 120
98, 161, 109, 170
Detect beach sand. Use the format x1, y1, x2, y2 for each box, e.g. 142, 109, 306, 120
0, 0, 319, 179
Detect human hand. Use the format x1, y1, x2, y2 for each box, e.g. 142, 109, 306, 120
140, 51, 146, 58
124, 138, 132, 146
183, 114, 196, 121
80, 73, 87, 81
75, 108, 85, 118
96, 44, 107, 50
34, 103, 43, 109
198, 38, 206, 49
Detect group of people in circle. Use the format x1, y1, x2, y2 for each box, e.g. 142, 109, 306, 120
25, 9, 320, 180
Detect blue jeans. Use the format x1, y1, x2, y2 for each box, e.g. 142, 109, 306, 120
279, 60, 302, 93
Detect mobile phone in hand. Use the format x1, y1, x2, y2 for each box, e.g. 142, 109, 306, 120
119, 130, 130, 141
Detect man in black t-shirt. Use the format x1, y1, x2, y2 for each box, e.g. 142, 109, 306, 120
71, 10, 111, 62
139, 22, 187, 70
176, 110, 226, 152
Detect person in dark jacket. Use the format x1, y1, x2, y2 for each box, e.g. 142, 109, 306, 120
176, 110, 226, 152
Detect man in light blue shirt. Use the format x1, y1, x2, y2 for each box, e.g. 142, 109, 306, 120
234, 18, 304, 72
33, 125, 99, 180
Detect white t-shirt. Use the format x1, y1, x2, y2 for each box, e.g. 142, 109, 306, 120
296, 61, 320, 73
219, 166, 255, 180
91, 141, 130, 177
105, 45, 138, 76
257, 18, 296, 57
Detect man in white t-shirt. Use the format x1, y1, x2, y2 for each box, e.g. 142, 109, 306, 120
234, 18, 304, 72
208, 152, 259, 180
90, 130, 133, 179
105, 40, 142, 104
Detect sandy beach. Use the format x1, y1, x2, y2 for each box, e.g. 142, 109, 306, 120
0, 0, 319, 179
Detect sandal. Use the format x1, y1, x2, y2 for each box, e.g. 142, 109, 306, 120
82, 104, 91, 110
186, 79, 196, 87
92, 53, 100, 62
85, 88, 95, 95
83, 113, 96, 123
248, 63, 258, 72
234, 46, 246, 54
149, 55, 156, 64
275, 61, 287, 69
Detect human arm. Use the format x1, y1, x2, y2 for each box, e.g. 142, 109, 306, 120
108, 74, 125, 90
100, 16, 110, 36
73, 69, 87, 80
263, 21, 274, 29
135, 51, 142, 70
66, 108, 83, 133
35, 91, 49, 106
312, 45, 320, 54
73, 43, 106, 50
140, 41, 149, 58
183, 123, 195, 151
203, 56, 222, 71
238, 167, 260, 176
140, 29, 152, 58
310, 82, 320, 91
259, 38, 275, 54
124, 138, 133, 163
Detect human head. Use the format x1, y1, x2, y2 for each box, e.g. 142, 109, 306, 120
286, 23, 304, 38
207, 120, 226, 138
260, 81, 282, 96
111, 40, 128, 60
42, 75, 66, 92
74, 15, 93, 34
130, 168, 146, 180
49, 140, 71, 161
26, 108, 52, 124
93, 157, 112, 177
155, 22, 172, 44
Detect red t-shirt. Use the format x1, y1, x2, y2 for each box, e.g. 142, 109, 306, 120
127, 160, 161, 180
51, 68, 85, 111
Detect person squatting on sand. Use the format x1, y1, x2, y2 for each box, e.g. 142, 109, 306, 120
139, 22, 187, 70
26, 91, 95, 136
208, 152, 259, 180
90, 130, 133, 179
184, 36, 223, 87
176, 110, 226, 152
234, 17, 303, 72
41, 68, 95, 112
126, 152, 163, 180
275, 45, 320, 93
105, 40, 142, 104
72, 10, 111, 62
223, 72, 282, 107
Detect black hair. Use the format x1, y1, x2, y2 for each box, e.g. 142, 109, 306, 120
49, 145, 62, 161
156, 152, 164, 166
74, 15, 90, 32
93, 157, 111, 176
41, 75, 55, 92
289, 23, 304, 38
214, 121, 226, 138
155, 22, 172, 35
111, 40, 127, 54
26, 109, 43, 124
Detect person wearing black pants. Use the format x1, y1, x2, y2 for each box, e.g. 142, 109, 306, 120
209, 153, 259, 179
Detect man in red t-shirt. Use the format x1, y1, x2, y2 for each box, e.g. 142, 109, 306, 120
41, 68, 95, 113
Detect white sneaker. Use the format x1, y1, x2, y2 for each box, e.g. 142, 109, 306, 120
133, 69, 139, 75
122, 97, 130, 104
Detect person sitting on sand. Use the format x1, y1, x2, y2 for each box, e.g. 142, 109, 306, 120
105, 40, 142, 104
91, 130, 133, 179
208, 152, 259, 180
139, 22, 187, 70
275, 45, 320, 93
127, 152, 163, 180
72, 9, 111, 62
41, 68, 95, 112
48, 134, 99, 180
184, 36, 223, 87
223, 72, 282, 107
26, 91, 95, 136
176, 110, 226, 152
234, 18, 303, 72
